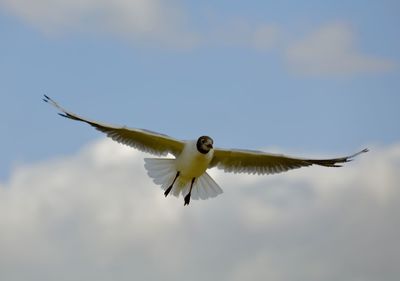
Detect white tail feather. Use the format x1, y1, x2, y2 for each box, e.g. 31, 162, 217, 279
144, 158, 176, 187
192, 172, 223, 200
144, 158, 223, 200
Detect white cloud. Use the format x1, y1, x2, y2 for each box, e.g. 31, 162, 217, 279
285, 22, 395, 76
1, 139, 400, 281
1, 1, 395, 74
0, 0, 198, 48
1, 0, 280, 51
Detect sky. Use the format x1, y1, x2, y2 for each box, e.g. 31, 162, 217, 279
0, 1, 399, 281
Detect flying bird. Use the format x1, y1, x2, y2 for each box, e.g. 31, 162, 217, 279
43, 95, 368, 206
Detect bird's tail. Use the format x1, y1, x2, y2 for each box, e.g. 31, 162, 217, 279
144, 158, 223, 200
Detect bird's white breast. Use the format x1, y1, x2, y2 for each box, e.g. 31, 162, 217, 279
175, 140, 214, 179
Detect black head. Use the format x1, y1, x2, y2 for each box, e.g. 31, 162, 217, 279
196, 136, 214, 154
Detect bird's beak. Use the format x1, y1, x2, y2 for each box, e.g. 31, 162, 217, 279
207, 143, 213, 149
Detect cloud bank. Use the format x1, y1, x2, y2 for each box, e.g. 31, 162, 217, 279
1, 139, 399, 281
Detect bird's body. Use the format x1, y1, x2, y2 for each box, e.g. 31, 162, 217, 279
175, 140, 214, 180
43, 95, 368, 205
145, 137, 220, 205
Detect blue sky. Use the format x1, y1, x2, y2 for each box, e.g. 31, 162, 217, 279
1, 1, 400, 280
1, 1, 399, 181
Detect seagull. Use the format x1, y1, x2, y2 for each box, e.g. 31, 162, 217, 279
43, 95, 368, 206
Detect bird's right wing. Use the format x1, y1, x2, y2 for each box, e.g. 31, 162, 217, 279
210, 147, 368, 175
43, 95, 185, 157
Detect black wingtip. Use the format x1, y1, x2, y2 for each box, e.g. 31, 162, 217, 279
43, 95, 77, 120
349, 148, 369, 159
43, 94, 51, 102
58, 113, 69, 118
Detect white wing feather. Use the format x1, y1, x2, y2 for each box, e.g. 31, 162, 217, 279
44, 95, 184, 157
210, 147, 368, 175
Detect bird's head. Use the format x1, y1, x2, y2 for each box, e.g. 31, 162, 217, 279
196, 136, 214, 154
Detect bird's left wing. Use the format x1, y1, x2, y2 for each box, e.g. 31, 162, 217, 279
43, 95, 184, 157
210, 147, 368, 175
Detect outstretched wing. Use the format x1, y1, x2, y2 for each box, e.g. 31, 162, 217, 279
210, 147, 368, 175
43, 95, 184, 157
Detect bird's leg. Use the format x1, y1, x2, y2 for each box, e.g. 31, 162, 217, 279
184, 178, 196, 206
164, 171, 180, 197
